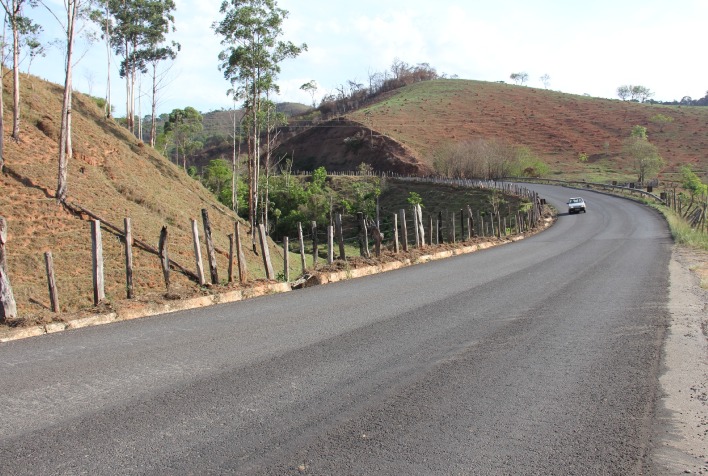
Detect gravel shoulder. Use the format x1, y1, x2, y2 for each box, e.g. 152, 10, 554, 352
654, 245, 708, 474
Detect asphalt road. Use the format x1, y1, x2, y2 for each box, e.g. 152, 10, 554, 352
0, 185, 674, 475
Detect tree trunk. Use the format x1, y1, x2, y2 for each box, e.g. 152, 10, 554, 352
11, 18, 20, 141
150, 63, 157, 147
56, 1, 77, 203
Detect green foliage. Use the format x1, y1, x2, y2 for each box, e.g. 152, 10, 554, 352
406, 191, 423, 207
630, 125, 648, 140
311, 166, 327, 190
578, 152, 589, 163
623, 127, 664, 183
680, 166, 708, 197
650, 114, 674, 131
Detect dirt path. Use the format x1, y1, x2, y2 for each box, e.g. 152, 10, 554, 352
654, 246, 708, 474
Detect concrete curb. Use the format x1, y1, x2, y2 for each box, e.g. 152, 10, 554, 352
0, 219, 550, 344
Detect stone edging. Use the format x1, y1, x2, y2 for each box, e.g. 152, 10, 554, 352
1, 219, 551, 343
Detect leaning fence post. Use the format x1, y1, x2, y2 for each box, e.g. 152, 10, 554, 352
158, 226, 170, 293
201, 209, 218, 285
191, 218, 206, 286
298, 222, 306, 273
399, 209, 408, 252
91, 220, 105, 305
44, 251, 60, 313
357, 212, 370, 258
258, 224, 274, 280
0, 217, 17, 322
124, 218, 135, 298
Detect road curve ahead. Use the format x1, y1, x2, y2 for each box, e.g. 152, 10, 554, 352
0, 185, 673, 475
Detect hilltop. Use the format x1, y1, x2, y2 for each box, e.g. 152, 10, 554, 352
276, 79, 708, 182
0, 73, 282, 323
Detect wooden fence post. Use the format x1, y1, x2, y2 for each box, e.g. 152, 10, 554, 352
372, 226, 382, 257
416, 204, 425, 247
413, 207, 420, 248
393, 213, 400, 253
298, 222, 306, 273
158, 226, 170, 293
283, 236, 290, 282
191, 218, 206, 286
399, 209, 408, 252
124, 218, 135, 298
460, 209, 465, 242
258, 224, 274, 280
228, 234, 235, 283
428, 215, 434, 246
235, 222, 247, 284
450, 212, 456, 243
44, 251, 60, 313
335, 213, 346, 260
201, 209, 218, 285
0, 217, 17, 322
311, 221, 318, 268
357, 212, 370, 258
91, 220, 105, 305
327, 225, 334, 264
438, 211, 443, 244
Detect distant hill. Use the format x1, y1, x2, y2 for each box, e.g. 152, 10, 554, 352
0, 73, 282, 323
277, 79, 708, 182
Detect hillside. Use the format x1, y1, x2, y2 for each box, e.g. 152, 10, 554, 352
277, 79, 708, 182
0, 73, 283, 324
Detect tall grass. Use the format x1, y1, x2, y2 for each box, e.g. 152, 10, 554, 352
655, 205, 708, 251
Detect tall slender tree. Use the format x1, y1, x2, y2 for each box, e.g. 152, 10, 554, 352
213, 0, 306, 246
0, 0, 40, 141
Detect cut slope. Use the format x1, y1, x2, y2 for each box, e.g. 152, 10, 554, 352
1, 73, 277, 322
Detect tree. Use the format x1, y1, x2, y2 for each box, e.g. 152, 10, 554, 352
163, 107, 203, 170
650, 113, 674, 132
300, 79, 317, 108
213, 0, 306, 246
678, 166, 707, 221
623, 126, 664, 184
540, 73, 550, 89
510, 72, 528, 85
49, 0, 95, 202
107, 0, 175, 136
617, 85, 631, 101
0, 0, 40, 141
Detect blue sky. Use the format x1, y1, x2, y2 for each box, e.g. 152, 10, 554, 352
30, 0, 708, 117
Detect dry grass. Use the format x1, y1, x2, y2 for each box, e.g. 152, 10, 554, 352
347, 79, 708, 181
1, 73, 285, 327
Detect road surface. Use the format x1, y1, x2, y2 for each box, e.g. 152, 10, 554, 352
0, 185, 674, 475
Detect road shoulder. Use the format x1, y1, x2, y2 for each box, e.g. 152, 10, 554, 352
654, 246, 708, 474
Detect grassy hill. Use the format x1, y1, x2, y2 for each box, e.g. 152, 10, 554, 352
279, 79, 708, 182
0, 73, 286, 325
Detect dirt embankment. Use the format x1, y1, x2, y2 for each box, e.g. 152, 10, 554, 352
273, 117, 432, 175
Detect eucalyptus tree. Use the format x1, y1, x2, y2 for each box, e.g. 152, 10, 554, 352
107, 0, 177, 136
0, 0, 40, 141
47, 0, 96, 202
212, 0, 306, 244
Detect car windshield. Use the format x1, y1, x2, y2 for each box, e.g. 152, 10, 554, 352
569, 198, 582, 203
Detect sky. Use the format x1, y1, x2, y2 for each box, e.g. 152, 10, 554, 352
29, 0, 708, 118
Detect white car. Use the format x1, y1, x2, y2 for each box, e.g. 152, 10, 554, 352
567, 197, 587, 214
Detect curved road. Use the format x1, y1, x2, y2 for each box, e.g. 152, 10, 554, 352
0, 185, 673, 475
